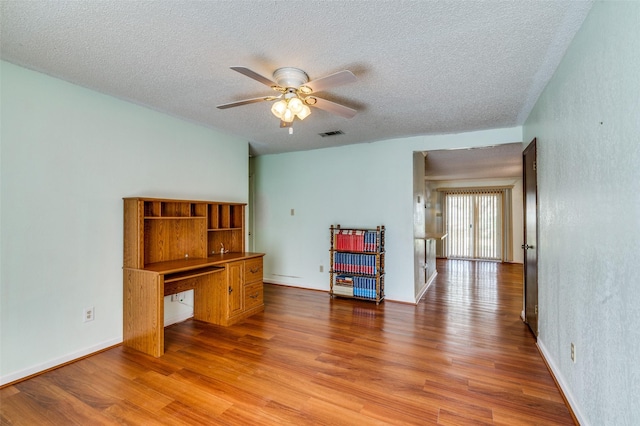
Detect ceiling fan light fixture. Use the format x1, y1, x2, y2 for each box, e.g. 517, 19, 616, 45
271, 99, 287, 119
287, 97, 304, 114
296, 104, 311, 120
282, 108, 295, 123
272, 93, 310, 123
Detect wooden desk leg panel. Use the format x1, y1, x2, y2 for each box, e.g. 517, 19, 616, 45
123, 269, 163, 357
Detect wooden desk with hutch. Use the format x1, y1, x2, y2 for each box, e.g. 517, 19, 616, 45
123, 197, 264, 357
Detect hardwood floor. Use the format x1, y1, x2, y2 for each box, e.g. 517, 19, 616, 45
1, 260, 573, 425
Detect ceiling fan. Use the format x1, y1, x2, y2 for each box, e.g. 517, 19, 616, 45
217, 66, 358, 128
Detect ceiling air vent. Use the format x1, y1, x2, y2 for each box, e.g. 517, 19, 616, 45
318, 130, 344, 137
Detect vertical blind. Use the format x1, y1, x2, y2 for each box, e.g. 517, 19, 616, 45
442, 188, 508, 261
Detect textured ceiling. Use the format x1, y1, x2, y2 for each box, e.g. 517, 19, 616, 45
0, 1, 592, 156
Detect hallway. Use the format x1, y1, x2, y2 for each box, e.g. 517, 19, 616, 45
415, 259, 571, 423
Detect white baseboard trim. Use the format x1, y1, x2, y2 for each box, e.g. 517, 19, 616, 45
263, 280, 416, 304
0, 337, 122, 387
537, 339, 588, 426
2, 311, 196, 387
263, 279, 325, 292
415, 271, 437, 304
164, 311, 194, 327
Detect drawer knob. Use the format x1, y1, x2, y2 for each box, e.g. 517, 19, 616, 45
250, 267, 259, 273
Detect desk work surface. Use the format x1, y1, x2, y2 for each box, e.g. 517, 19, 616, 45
141, 252, 264, 274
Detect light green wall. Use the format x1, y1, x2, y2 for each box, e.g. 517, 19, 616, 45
254, 127, 522, 303
523, 2, 640, 424
0, 61, 249, 384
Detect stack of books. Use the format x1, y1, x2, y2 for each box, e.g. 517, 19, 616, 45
333, 252, 377, 274
333, 275, 354, 296
335, 229, 363, 251
363, 231, 378, 252
353, 276, 377, 299
335, 229, 379, 253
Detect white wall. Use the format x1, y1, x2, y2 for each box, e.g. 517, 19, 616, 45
523, 2, 640, 424
0, 62, 249, 384
254, 127, 522, 304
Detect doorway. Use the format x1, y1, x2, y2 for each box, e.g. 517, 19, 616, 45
423, 144, 524, 263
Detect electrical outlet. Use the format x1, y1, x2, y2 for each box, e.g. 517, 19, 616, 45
83, 306, 95, 322
571, 343, 576, 363
171, 292, 185, 302
319, 265, 324, 273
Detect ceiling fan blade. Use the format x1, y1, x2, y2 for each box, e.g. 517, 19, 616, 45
230, 66, 278, 88
303, 70, 357, 93
280, 120, 293, 128
217, 96, 278, 109
306, 96, 357, 119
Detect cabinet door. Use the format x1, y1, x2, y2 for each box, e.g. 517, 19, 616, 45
227, 261, 244, 316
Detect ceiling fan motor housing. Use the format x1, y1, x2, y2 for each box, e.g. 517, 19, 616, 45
273, 67, 310, 89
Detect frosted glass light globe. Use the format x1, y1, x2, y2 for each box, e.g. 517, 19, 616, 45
287, 97, 303, 115
296, 105, 311, 120
282, 108, 294, 123
271, 100, 287, 118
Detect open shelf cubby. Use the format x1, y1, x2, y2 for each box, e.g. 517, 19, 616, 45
208, 203, 243, 229
143, 200, 206, 218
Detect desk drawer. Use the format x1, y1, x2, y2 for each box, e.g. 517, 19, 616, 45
244, 258, 263, 283
244, 281, 263, 310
